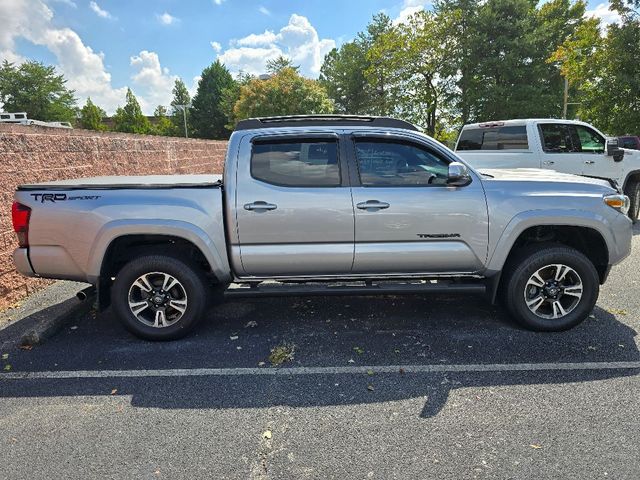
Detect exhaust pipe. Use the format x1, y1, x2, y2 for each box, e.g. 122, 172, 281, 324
77, 285, 96, 301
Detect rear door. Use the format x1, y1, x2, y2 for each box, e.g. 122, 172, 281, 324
235, 133, 355, 277
349, 133, 489, 274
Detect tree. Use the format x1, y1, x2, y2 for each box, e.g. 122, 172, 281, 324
170, 78, 191, 137
266, 56, 299, 75
320, 42, 369, 114
366, 11, 457, 135
78, 97, 106, 131
113, 88, 150, 134
360, 13, 395, 115
232, 67, 334, 121
191, 60, 235, 139
220, 72, 255, 129
152, 105, 175, 136
0, 60, 77, 122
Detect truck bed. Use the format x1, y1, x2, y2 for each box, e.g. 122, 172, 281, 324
17, 174, 222, 191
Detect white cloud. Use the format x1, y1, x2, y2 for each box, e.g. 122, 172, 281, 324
89, 0, 112, 19
130, 50, 177, 112
586, 3, 621, 25
157, 12, 178, 26
395, 0, 431, 24
48, 0, 77, 8
217, 14, 336, 77
259, 6, 270, 15
210, 41, 222, 52
212, 0, 224, 5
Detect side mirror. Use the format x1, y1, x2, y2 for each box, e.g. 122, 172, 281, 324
447, 162, 472, 187
613, 149, 625, 162
606, 138, 619, 156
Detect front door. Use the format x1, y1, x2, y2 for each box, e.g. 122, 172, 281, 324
572, 123, 623, 184
349, 134, 489, 275
538, 123, 584, 176
236, 134, 355, 277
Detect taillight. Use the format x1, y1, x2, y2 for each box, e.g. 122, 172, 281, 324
11, 202, 31, 247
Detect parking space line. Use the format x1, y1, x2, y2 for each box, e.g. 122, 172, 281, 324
1, 361, 640, 380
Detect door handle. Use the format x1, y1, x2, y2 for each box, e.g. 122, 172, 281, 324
356, 200, 390, 211
584, 160, 595, 164
244, 201, 277, 211
542, 161, 555, 165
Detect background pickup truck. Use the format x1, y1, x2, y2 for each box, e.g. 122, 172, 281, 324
12, 115, 633, 340
455, 119, 640, 222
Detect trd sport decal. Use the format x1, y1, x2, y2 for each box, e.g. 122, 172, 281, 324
30, 193, 101, 203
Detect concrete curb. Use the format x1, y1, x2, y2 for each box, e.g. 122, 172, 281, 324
0, 282, 96, 348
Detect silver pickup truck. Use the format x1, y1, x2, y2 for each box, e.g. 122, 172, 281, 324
11, 116, 633, 340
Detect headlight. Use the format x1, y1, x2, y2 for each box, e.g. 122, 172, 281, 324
603, 194, 630, 214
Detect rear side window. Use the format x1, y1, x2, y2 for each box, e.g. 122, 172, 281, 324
457, 126, 528, 151
619, 137, 638, 150
251, 140, 340, 187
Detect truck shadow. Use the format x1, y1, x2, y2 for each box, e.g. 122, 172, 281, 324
1, 295, 638, 418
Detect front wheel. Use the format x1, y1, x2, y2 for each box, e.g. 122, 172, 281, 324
503, 245, 599, 331
625, 181, 640, 223
112, 255, 208, 340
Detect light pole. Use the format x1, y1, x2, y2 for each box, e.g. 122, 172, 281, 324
175, 104, 190, 138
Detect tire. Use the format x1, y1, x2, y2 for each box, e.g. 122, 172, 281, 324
625, 181, 640, 223
112, 255, 207, 340
502, 244, 599, 332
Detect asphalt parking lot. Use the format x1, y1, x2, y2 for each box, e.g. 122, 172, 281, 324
1, 224, 639, 479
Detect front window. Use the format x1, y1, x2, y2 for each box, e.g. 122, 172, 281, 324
354, 140, 450, 187
539, 124, 579, 153
574, 125, 605, 153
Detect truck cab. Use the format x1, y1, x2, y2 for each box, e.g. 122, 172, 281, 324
455, 119, 640, 221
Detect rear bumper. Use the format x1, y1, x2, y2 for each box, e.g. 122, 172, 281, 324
12, 248, 36, 277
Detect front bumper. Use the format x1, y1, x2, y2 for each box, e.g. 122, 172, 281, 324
12, 248, 36, 277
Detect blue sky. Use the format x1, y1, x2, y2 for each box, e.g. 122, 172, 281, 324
1, 0, 620, 114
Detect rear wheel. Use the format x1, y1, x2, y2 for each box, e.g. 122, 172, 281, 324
502, 245, 599, 331
112, 255, 207, 340
625, 181, 640, 223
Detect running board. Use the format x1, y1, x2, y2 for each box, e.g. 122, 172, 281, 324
224, 281, 486, 298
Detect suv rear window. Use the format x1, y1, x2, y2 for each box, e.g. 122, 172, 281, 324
251, 140, 340, 187
457, 126, 528, 151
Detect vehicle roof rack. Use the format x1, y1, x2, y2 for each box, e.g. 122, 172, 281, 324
235, 115, 419, 132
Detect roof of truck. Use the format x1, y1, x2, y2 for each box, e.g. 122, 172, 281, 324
235, 115, 420, 132
462, 118, 596, 129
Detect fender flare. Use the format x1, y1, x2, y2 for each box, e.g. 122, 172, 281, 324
623, 170, 640, 192
86, 219, 231, 284
484, 209, 612, 274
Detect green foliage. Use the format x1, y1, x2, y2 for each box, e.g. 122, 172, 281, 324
113, 88, 150, 134
266, 56, 299, 75
170, 78, 191, 137
152, 105, 175, 136
221, 72, 255, 130
232, 67, 334, 121
0, 60, 77, 122
78, 97, 106, 131
320, 42, 369, 114
191, 60, 235, 139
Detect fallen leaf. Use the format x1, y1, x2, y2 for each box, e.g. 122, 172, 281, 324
1, 353, 8, 360
245, 321, 258, 328
236, 346, 242, 350
230, 336, 239, 341
269, 343, 295, 366
367, 384, 374, 391
348, 359, 355, 364
353, 346, 364, 355
530, 444, 542, 449
394, 349, 401, 354
258, 361, 265, 366
262, 430, 272, 440
3, 364, 11, 371
367, 369, 374, 376
70, 326, 78, 330
399, 368, 405, 375
110, 388, 117, 395
18, 345, 32, 351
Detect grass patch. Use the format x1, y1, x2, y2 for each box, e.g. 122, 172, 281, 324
269, 343, 296, 366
